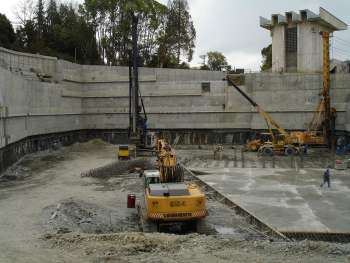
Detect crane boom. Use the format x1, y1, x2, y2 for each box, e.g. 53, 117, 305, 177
226, 77, 289, 138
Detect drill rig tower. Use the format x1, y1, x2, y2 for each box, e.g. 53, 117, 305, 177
128, 13, 148, 147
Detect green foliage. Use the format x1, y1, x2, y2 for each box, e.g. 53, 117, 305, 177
0, 13, 16, 49
178, 61, 190, 69
8, 0, 197, 67
261, 44, 272, 71
14, 0, 100, 64
80, 0, 169, 66
207, 51, 228, 71
35, 0, 45, 37
159, 0, 196, 66
200, 64, 210, 70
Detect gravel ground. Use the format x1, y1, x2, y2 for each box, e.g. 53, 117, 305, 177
0, 140, 349, 263
44, 232, 350, 263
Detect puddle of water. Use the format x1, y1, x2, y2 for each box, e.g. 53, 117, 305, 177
214, 225, 237, 235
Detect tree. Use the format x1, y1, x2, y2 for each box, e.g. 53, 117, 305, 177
0, 13, 16, 49
13, 0, 100, 64
9, 0, 197, 68
159, 0, 195, 66
80, 0, 167, 66
35, 0, 45, 38
261, 44, 272, 71
178, 61, 190, 69
15, 20, 37, 52
14, 0, 35, 26
53, 3, 99, 64
207, 51, 228, 71
46, 0, 60, 30
45, 0, 59, 50
200, 64, 209, 70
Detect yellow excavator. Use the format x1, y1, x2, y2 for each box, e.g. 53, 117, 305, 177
227, 77, 302, 156
138, 138, 207, 232
127, 14, 207, 232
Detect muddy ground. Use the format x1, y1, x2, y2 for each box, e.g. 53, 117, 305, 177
0, 140, 349, 262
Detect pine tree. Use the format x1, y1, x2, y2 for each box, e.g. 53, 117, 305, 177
0, 13, 16, 49
164, 0, 195, 65
35, 0, 45, 39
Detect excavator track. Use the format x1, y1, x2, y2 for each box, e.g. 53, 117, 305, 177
137, 197, 158, 233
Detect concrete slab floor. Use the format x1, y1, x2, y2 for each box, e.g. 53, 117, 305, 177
190, 167, 350, 232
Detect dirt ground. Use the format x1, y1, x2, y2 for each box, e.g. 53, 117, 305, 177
0, 140, 350, 263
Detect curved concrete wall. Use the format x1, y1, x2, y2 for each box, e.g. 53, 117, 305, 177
1, 46, 350, 152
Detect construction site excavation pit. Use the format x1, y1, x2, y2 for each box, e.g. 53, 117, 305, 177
179, 145, 350, 241
0, 140, 350, 263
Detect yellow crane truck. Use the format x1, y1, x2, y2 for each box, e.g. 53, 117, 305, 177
227, 77, 302, 156
137, 139, 207, 232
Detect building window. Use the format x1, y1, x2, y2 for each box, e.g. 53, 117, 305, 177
201, 82, 210, 93
285, 27, 297, 71
286, 27, 297, 52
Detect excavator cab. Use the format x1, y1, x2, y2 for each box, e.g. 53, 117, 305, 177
143, 170, 161, 188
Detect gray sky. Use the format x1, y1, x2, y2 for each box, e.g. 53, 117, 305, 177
1, 0, 350, 70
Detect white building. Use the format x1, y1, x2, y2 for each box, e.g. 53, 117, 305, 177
260, 7, 347, 73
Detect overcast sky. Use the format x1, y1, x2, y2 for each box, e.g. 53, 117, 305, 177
1, 0, 350, 70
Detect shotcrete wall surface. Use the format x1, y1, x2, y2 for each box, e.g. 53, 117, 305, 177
1, 46, 350, 170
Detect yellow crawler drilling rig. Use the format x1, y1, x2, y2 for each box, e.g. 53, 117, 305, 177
291, 31, 336, 148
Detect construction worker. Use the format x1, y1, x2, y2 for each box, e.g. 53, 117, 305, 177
320, 166, 331, 188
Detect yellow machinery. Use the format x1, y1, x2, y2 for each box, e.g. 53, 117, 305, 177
292, 31, 335, 147
227, 77, 302, 155
138, 139, 207, 231
229, 32, 335, 152
128, 15, 206, 231
117, 145, 130, 160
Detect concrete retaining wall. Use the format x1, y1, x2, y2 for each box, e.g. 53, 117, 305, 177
1, 46, 350, 171
245, 73, 350, 131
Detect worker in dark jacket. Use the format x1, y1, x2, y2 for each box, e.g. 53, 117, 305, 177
320, 167, 331, 188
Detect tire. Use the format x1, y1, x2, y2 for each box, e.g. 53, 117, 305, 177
262, 147, 273, 156
284, 147, 295, 156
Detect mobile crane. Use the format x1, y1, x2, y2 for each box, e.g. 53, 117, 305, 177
227, 77, 302, 155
